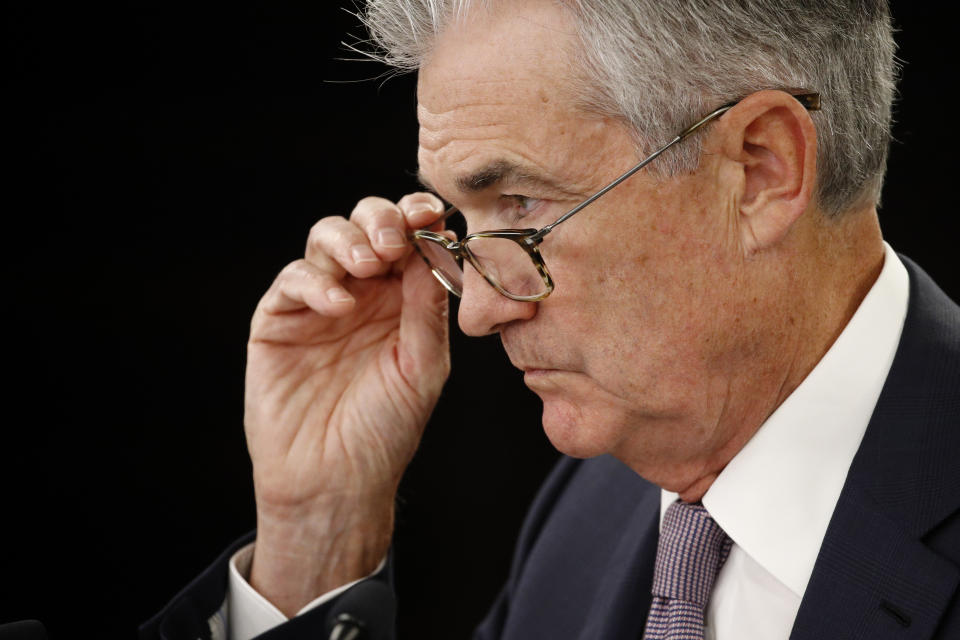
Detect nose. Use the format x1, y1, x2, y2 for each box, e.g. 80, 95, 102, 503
457, 264, 537, 336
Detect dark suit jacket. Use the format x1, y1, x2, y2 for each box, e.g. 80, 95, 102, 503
142, 256, 960, 639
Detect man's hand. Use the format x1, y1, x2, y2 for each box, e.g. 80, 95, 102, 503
244, 193, 450, 615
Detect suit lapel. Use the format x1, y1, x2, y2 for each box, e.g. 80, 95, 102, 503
578, 494, 659, 639
791, 486, 958, 640
790, 257, 960, 640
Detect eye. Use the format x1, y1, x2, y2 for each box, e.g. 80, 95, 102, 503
505, 194, 544, 221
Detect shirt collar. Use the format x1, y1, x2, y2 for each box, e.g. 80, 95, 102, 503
661, 242, 909, 597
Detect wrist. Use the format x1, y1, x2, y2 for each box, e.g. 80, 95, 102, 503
250, 493, 395, 616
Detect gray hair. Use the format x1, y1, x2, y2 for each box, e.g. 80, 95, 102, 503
360, 0, 898, 217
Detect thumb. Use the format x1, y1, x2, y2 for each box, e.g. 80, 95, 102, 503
396, 252, 450, 399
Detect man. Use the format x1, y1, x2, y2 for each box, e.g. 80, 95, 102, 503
143, 1, 959, 639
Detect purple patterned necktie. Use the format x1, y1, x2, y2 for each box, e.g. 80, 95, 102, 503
642, 501, 733, 640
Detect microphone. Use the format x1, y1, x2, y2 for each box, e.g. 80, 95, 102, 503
0, 620, 48, 640
326, 580, 396, 640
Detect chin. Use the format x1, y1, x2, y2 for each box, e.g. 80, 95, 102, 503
538, 395, 623, 460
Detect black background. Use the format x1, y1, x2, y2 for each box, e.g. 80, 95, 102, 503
4, 3, 957, 638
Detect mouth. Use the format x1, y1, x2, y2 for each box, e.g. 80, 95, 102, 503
507, 356, 558, 376
520, 366, 558, 376
501, 332, 572, 381
519, 364, 573, 384
521, 367, 557, 384
507, 357, 560, 388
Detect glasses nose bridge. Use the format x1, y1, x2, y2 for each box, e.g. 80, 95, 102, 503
451, 239, 487, 285
443, 237, 475, 274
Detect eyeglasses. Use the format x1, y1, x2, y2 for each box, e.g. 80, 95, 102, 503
411, 92, 821, 302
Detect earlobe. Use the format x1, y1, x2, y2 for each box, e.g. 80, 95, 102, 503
716, 91, 818, 253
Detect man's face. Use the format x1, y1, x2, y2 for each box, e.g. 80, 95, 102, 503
416, 1, 761, 486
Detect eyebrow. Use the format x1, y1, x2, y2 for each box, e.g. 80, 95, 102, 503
417, 160, 573, 198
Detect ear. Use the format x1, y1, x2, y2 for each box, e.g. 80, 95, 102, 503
712, 90, 818, 252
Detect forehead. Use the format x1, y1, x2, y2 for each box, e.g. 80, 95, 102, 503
417, 1, 573, 108
415, 1, 611, 199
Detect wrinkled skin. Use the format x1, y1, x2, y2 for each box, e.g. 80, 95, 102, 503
243, 0, 883, 616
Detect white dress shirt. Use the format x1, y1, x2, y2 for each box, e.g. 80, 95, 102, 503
661, 243, 909, 639
222, 543, 386, 640
227, 243, 908, 640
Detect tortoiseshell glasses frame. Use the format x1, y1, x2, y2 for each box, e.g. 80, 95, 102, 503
411, 92, 821, 302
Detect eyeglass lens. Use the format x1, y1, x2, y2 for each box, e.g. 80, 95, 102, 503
466, 236, 547, 298
414, 237, 464, 295
412, 234, 548, 299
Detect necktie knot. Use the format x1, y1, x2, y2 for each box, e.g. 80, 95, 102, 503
651, 501, 732, 608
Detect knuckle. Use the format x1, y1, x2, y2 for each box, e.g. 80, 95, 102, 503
307, 216, 344, 245
399, 191, 442, 207
368, 206, 405, 229
309, 215, 344, 234
277, 261, 323, 292
355, 196, 383, 207
354, 195, 396, 211
398, 192, 444, 222
307, 218, 357, 255
277, 260, 302, 283
352, 197, 401, 222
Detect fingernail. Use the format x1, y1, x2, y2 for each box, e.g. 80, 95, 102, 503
351, 245, 379, 263
376, 228, 406, 248
326, 287, 353, 303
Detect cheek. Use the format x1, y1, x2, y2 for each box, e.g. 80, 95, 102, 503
533, 375, 643, 459
549, 250, 729, 401
540, 195, 738, 348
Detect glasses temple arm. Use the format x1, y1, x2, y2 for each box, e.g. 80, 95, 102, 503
531, 133, 680, 241
523, 91, 820, 243
532, 106, 735, 241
